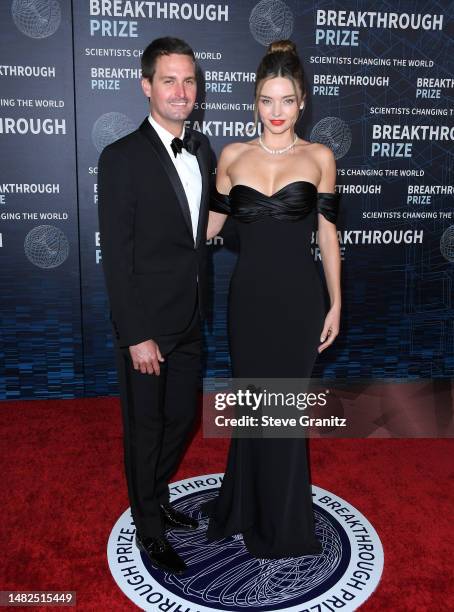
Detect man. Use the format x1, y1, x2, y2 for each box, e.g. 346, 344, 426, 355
98, 37, 211, 575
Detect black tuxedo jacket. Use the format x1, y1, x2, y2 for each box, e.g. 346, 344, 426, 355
98, 118, 211, 348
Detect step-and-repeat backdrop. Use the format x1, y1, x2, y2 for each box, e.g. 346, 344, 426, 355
1, 0, 453, 399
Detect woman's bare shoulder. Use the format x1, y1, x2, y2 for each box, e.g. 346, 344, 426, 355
295, 140, 335, 169
220, 140, 257, 163
307, 141, 335, 161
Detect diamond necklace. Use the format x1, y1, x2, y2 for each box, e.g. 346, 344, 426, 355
259, 134, 297, 155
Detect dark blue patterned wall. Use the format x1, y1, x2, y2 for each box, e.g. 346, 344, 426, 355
1, 0, 453, 399
0, 0, 83, 399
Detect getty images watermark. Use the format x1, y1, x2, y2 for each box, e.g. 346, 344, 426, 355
203, 378, 454, 438
213, 386, 346, 430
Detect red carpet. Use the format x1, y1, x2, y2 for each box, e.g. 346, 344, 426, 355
1, 397, 453, 611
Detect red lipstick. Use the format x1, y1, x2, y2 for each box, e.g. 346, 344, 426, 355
270, 119, 285, 126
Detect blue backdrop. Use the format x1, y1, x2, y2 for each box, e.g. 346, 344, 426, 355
1, 0, 453, 399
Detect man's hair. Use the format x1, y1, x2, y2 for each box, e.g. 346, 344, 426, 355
141, 37, 195, 81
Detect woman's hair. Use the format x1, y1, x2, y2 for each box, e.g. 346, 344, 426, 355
254, 40, 306, 124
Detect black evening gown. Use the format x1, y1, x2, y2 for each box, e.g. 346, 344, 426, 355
204, 180, 340, 559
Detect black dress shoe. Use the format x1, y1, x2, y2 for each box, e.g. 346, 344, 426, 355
135, 533, 187, 574
160, 502, 199, 530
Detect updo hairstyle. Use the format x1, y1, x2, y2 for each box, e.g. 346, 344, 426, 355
254, 40, 306, 124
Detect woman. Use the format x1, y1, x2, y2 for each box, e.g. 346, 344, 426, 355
204, 40, 341, 559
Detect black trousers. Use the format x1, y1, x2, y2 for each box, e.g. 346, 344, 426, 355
115, 310, 201, 539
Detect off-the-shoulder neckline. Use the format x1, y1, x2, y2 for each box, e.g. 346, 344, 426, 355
215, 181, 338, 199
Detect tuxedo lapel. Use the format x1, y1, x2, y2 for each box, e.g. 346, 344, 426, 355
194, 132, 209, 248
139, 118, 193, 239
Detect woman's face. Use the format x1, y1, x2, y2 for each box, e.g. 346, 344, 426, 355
257, 76, 302, 134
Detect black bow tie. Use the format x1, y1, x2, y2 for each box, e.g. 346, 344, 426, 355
171, 130, 200, 157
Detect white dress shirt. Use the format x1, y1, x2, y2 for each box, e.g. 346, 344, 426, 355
148, 114, 202, 243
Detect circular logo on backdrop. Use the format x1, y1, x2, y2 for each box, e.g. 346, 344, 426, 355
92, 112, 136, 153
108, 474, 383, 611
24, 225, 69, 269
440, 225, 454, 262
11, 0, 61, 39
249, 0, 294, 46
310, 117, 352, 160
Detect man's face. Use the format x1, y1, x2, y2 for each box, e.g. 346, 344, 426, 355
141, 53, 197, 134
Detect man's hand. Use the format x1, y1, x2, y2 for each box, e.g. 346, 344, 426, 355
129, 339, 165, 375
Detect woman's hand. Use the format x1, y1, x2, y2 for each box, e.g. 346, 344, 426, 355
318, 305, 340, 353
207, 211, 227, 240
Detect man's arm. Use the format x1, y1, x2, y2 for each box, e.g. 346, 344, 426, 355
97, 145, 149, 348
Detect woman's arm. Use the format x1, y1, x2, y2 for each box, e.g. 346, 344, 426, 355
206, 145, 236, 240
316, 146, 341, 353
